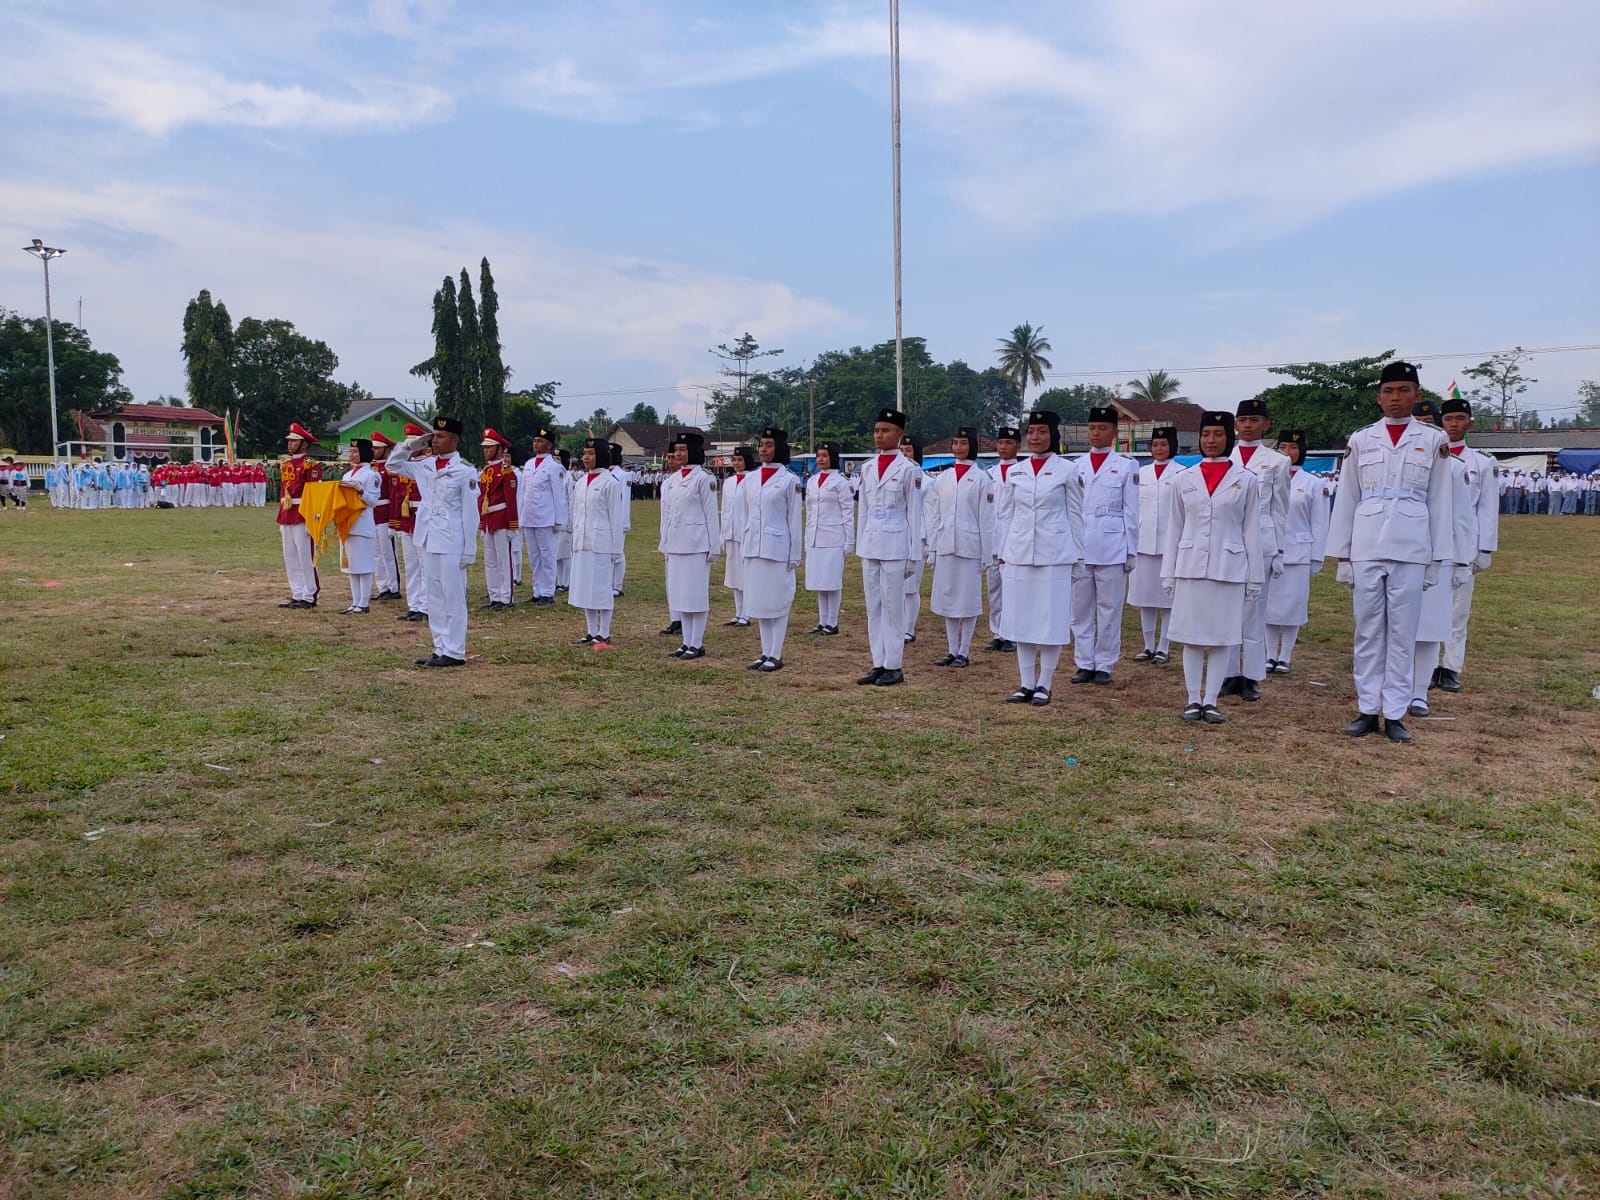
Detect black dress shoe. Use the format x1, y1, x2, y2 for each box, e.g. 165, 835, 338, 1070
1385, 719, 1413, 743
415, 655, 435, 665
950, 655, 969, 669
1407, 699, 1430, 718
1030, 687, 1051, 706
747, 656, 769, 670
857, 667, 885, 685
660, 620, 682, 636
988, 638, 1007, 652
1201, 704, 1227, 724
725, 617, 750, 627
903, 632, 916, 644
1005, 688, 1035, 703
278, 599, 299, 608
1132, 649, 1154, 663
1343, 714, 1381, 737
479, 600, 498, 610
874, 669, 904, 686
997, 639, 1017, 653
1427, 666, 1442, 690
1070, 668, 1095, 685
1218, 676, 1242, 697
1181, 703, 1203, 722
1093, 670, 1113, 686
668, 645, 688, 658
808, 623, 827, 635
1437, 669, 1462, 693
1151, 650, 1170, 666
933, 653, 958, 667
401, 610, 428, 622
757, 658, 783, 672
822, 625, 840, 636
1239, 679, 1261, 702
573, 634, 596, 646
680, 646, 706, 660
1265, 658, 1279, 673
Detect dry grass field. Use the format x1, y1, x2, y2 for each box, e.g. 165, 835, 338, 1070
1, 499, 1597, 1198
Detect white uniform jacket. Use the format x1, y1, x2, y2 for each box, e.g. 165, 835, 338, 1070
929, 464, 995, 561
1453, 445, 1500, 553
1230, 442, 1291, 562
1443, 454, 1477, 567
607, 464, 632, 531
518, 454, 569, 529
1163, 463, 1264, 585
740, 466, 804, 568
855, 452, 925, 561
1134, 462, 1180, 556
990, 460, 1023, 562
1327, 419, 1453, 565
997, 454, 1085, 567
570, 469, 628, 555
658, 466, 721, 557
339, 464, 382, 538
1279, 467, 1330, 567
1075, 451, 1140, 566
805, 470, 856, 553
720, 471, 749, 545
386, 440, 479, 562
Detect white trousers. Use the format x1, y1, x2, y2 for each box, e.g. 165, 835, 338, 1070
1230, 573, 1272, 680
863, 558, 910, 670
986, 561, 1004, 637
1443, 573, 1475, 674
482, 528, 515, 603
524, 525, 558, 598
280, 524, 318, 602
1071, 563, 1126, 671
374, 524, 400, 595
398, 530, 428, 612
612, 551, 627, 593
1351, 560, 1426, 721
424, 552, 469, 660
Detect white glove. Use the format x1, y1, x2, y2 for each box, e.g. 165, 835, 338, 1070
788, 560, 799, 573
406, 434, 432, 451
1270, 553, 1285, 580
707, 551, 718, 566
1422, 562, 1440, 590
1160, 578, 1175, 597
903, 560, 917, 579
1244, 582, 1262, 601
1473, 552, 1491, 573
925, 552, 936, 569
1452, 564, 1472, 589
1123, 556, 1136, 575
1336, 561, 1354, 588
457, 555, 472, 570
1071, 562, 1087, 582
1309, 559, 1323, 577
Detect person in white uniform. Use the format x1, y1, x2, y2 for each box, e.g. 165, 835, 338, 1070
386, 416, 480, 667
608, 443, 631, 597
1327, 361, 1454, 743
1070, 406, 1140, 685
1162, 411, 1264, 724
1433, 396, 1499, 693
1263, 431, 1329, 673
898, 435, 928, 645
740, 428, 803, 672
998, 410, 1085, 707
984, 427, 1022, 653
804, 441, 854, 636
336, 438, 383, 614
1129, 424, 1180, 666
1219, 398, 1290, 702
554, 449, 575, 591
927, 427, 994, 668
368, 430, 403, 601
720, 446, 756, 627
856, 408, 925, 687
1406, 400, 1476, 718
568, 438, 628, 646
658, 431, 720, 661
518, 425, 568, 605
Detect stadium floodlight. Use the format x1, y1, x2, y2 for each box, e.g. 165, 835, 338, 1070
22, 240, 66, 467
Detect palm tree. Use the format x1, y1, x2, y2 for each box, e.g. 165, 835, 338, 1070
1125, 369, 1186, 405
996, 322, 1053, 410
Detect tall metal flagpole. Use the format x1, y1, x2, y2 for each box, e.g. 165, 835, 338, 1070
889, 0, 904, 414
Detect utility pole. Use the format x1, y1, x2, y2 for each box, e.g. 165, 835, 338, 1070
888, 0, 904, 416
23, 239, 66, 465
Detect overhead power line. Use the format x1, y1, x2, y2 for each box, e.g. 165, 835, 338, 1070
1039, 344, 1600, 381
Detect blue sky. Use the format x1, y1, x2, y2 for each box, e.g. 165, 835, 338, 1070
3, 0, 1597, 428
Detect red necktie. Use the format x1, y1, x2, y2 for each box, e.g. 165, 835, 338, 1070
435, 457, 450, 469
818, 472, 828, 486
954, 463, 970, 482
761, 467, 777, 485
1200, 461, 1229, 495
1090, 452, 1107, 473
1450, 444, 1464, 457
1238, 445, 1256, 466
1385, 424, 1405, 446
1031, 457, 1046, 474
1000, 463, 1011, 481
1154, 463, 1167, 478
681, 468, 691, 478
587, 472, 598, 486
877, 454, 896, 477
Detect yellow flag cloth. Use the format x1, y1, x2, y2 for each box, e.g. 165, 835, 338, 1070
298, 481, 367, 565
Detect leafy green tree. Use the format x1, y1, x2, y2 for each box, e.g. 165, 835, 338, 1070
1125, 369, 1185, 405
0, 307, 130, 453
1246, 351, 1441, 447
454, 269, 485, 460
623, 402, 661, 423
1032, 383, 1120, 426
1462, 347, 1535, 431
996, 322, 1053, 410
477, 258, 507, 440
232, 318, 355, 453
503, 383, 562, 455
181, 289, 236, 416
710, 333, 783, 420
410, 275, 464, 434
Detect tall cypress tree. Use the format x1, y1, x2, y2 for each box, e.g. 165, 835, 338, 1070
477, 257, 508, 442
181, 289, 236, 416
410, 275, 462, 433
456, 269, 484, 461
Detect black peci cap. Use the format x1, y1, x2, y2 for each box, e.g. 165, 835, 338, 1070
1380, 361, 1420, 385
1087, 406, 1119, 425
432, 416, 464, 435
1235, 398, 1268, 418
877, 407, 907, 429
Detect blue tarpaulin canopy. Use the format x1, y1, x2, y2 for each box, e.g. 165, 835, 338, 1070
1556, 449, 1600, 474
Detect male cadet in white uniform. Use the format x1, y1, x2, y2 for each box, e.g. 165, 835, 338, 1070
608, 443, 631, 596
1069, 405, 1139, 685
1219, 397, 1290, 703
856, 406, 925, 687
519, 425, 568, 605
1327, 361, 1453, 743
1434, 395, 1499, 693
985, 426, 1022, 653
387, 416, 480, 667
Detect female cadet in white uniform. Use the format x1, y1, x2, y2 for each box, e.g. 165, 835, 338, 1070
928, 426, 994, 668
555, 449, 575, 592
1264, 431, 1329, 673
1406, 401, 1474, 718
568, 437, 629, 646
720, 446, 756, 627
1129, 424, 1180, 665
1162, 411, 1263, 724
804, 441, 853, 636
337, 438, 383, 614
658, 431, 720, 660
898, 435, 928, 644
740, 428, 803, 671
997, 411, 1084, 706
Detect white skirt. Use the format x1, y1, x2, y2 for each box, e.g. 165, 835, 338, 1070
1127, 551, 1171, 609
665, 552, 711, 613
1168, 578, 1245, 647
904, 557, 924, 595
1265, 562, 1311, 627
805, 544, 846, 592
568, 549, 615, 610
998, 563, 1073, 644
931, 553, 984, 618
1415, 564, 1453, 638
339, 533, 374, 574
722, 540, 746, 589
743, 556, 797, 619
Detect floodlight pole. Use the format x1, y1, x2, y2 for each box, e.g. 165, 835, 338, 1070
888, 0, 904, 416
23, 240, 66, 466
